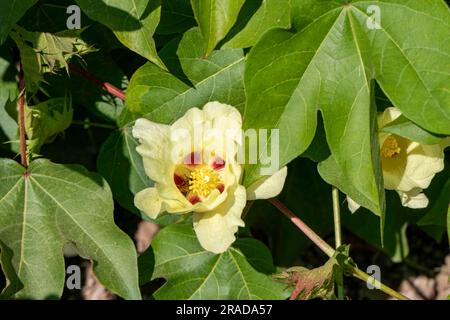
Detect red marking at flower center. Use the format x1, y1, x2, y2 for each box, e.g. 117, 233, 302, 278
173, 174, 185, 186
189, 195, 201, 205
184, 152, 202, 166
217, 184, 225, 193
212, 157, 225, 170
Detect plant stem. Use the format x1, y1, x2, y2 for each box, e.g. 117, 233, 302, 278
350, 267, 409, 301
269, 199, 335, 258
269, 198, 409, 300
332, 187, 344, 300
332, 187, 342, 248
72, 120, 117, 130
17, 61, 28, 168
68, 63, 126, 101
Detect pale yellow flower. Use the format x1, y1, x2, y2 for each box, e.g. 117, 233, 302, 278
133, 102, 287, 253
348, 107, 447, 212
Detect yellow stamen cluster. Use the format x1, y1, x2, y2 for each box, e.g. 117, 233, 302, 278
381, 136, 401, 158
189, 166, 221, 197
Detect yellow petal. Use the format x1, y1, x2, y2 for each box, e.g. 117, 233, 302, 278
397, 142, 445, 191
193, 185, 246, 254
398, 189, 429, 209
133, 103, 245, 224
134, 187, 162, 219
346, 196, 361, 213
133, 118, 172, 183
246, 167, 288, 200
378, 107, 402, 129
171, 107, 205, 133
170, 102, 243, 162
203, 101, 243, 132
381, 135, 409, 190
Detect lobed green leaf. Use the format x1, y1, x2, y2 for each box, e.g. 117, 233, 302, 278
0, 159, 141, 299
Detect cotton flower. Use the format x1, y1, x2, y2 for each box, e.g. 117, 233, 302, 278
132, 102, 287, 253
348, 107, 447, 212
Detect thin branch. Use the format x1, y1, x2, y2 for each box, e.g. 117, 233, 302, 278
332, 187, 342, 248
350, 267, 410, 301
269, 198, 409, 300
332, 186, 344, 299
16, 61, 28, 168
68, 63, 125, 101
269, 198, 335, 257
71, 120, 116, 130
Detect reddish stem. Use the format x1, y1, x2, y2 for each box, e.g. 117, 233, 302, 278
269, 198, 410, 300
269, 198, 335, 258
17, 61, 28, 168
69, 63, 125, 101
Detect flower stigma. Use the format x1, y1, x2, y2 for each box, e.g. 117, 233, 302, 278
189, 165, 221, 197
381, 136, 401, 158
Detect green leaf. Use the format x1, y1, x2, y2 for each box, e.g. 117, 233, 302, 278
151, 224, 289, 299
157, 0, 196, 35
0, 48, 19, 153
382, 116, 445, 145
25, 96, 74, 154
222, 0, 291, 49
244, 5, 385, 218
244, 0, 450, 218
138, 247, 155, 286
352, 0, 450, 135
97, 127, 152, 217
300, 116, 331, 162
0, 102, 18, 154
124, 27, 245, 124
75, 0, 165, 68
0, 240, 20, 298
0, 159, 141, 299
0, 0, 36, 44
232, 238, 277, 275
190, 0, 245, 56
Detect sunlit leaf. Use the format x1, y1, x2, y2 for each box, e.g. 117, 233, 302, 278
150, 223, 288, 299
222, 0, 291, 49
75, 0, 165, 68
191, 0, 245, 56
125, 27, 245, 125
244, 0, 450, 222
382, 116, 445, 146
